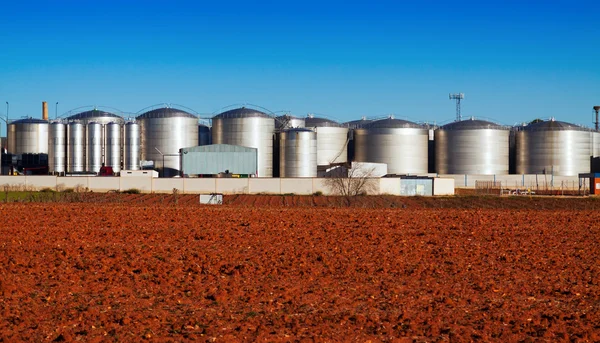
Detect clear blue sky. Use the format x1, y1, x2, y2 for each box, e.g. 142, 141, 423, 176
0, 0, 599, 127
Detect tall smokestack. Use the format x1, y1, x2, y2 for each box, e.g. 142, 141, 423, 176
594, 106, 600, 132
42, 101, 48, 120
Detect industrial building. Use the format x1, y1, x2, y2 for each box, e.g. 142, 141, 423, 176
1, 100, 599, 195
180, 144, 257, 177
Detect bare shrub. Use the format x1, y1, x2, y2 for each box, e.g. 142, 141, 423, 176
323, 165, 378, 200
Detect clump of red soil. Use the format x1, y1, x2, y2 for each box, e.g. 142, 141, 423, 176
0, 202, 599, 341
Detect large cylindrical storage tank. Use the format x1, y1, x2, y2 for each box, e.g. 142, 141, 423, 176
516, 119, 592, 176
435, 119, 509, 175
354, 118, 428, 175
592, 131, 600, 158
280, 128, 317, 177
198, 124, 211, 146
105, 122, 121, 172
87, 122, 103, 173
48, 122, 67, 173
276, 114, 305, 130
7, 118, 49, 154
66, 109, 125, 126
212, 107, 275, 177
305, 116, 348, 166
345, 118, 373, 162
124, 122, 140, 170
137, 107, 198, 177
67, 122, 85, 172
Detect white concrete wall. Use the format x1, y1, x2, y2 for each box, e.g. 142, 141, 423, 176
215, 178, 248, 194
153, 179, 184, 193
57, 177, 89, 191
88, 177, 120, 192
119, 176, 152, 193
379, 178, 401, 195
312, 178, 334, 195
0, 175, 460, 196
280, 178, 313, 195
0, 176, 27, 190
183, 178, 216, 193
25, 176, 57, 190
434, 178, 455, 195
248, 178, 281, 194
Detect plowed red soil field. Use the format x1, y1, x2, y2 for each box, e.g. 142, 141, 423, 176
1, 198, 599, 341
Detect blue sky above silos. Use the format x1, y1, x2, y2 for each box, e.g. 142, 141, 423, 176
0, 0, 599, 126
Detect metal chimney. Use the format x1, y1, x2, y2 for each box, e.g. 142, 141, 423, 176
42, 101, 48, 120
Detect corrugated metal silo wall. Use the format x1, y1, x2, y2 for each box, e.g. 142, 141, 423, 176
272, 132, 280, 177
212, 116, 274, 177
435, 128, 509, 175
516, 129, 591, 176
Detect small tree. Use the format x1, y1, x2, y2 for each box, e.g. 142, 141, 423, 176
323, 164, 377, 199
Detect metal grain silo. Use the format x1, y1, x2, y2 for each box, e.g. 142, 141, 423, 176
435, 119, 509, 175
212, 107, 275, 177
66, 109, 125, 126
105, 122, 121, 172
276, 114, 305, 130
345, 117, 373, 162
67, 122, 85, 172
516, 119, 592, 176
198, 124, 212, 146
280, 128, 317, 177
48, 122, 67, 173
124, 122, 140, 170
354, 118, 428, 175
7, 118, 49, 154
87, 122, 103, 173
137, 107, 198, 177
592, 131, 600, 158
305, 115, 348, 166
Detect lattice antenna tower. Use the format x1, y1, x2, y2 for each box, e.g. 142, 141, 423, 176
449, 93, 464, 122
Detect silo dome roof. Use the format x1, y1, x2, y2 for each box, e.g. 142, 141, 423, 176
68, 109, 123, 121
523, 119, 591, 132
362, 118, 422, 129
276, 114, 303, 120
10, 118, 48, 124
344, 118, 373, 129
137, 107, 197, 119
214, 107, 271, 119
305, 116, 344, 128
441, 119, 507, 130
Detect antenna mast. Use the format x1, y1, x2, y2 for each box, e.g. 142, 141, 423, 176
594, 106, 600, 131
449, 93, 464, 122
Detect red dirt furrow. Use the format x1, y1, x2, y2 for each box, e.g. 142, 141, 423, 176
1, 203, 599, 341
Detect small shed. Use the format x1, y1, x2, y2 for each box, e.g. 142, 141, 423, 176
579, 173, 600, 195
180, 144, 258, 177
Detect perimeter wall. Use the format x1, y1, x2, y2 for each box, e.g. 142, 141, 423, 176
0, 176, 455, 196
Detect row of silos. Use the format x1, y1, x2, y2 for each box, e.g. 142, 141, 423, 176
48, 119, 140, 174
348, 117, 599, 177
9, 105, 600, 177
